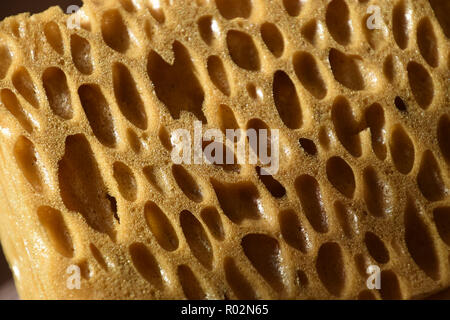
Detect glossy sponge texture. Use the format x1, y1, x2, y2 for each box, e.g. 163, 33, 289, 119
0, 0, 448, 299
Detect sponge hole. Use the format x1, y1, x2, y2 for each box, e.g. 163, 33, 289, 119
256, 166, 286, 198
129, 242, 164, 288
316, 242, 346, 297
43, 21, 64, 55
70, 34, 94, 75
14, 136, 43, 193
218, 104, 239, 133
279, 209, 310, 253
215, 0, 252, 20
329, 49, 365, 91
147, 41, 206, 123
241, 234, 284, 291
147, 0, 165, 23
428, 0, 450, 38
283, 0, 302, 17
417, 17, 439, 67
0, 89, 33, 133
224, 257, 258, 300
404, 199, 440, 280
417, 150, 446, 201
0, 44, 12, 79
379, 270, 403, 299
207, 55, 231, 96
211, 179, 262, 224
437, 114, 450, 163
113, 62, 148, 130
144, 201, 179, 252
392, 1, 410, 49
365, 103, 387, 160
333, 201, 357, 238
42, 67, 73, 120
198, 16, 216, 45
295, 175, 329, 233
407, 61, 434, 109
389, 125, 415, 174
180, 210, 213, 270
200, 207, 225, 241
101, 9, 130, 53
12, 67, 40, 109
433, 207, 450, 246
293, 51, 327, 99
177, 265, 206, 299
78, 84, 117, 148
227, 30, 260, 71
299, 138, 317, 156
113, 161, 138, 202
172, 165, 203, 203
260, 23, 284, 58
363, 166, 392, 218
272, 70, 302, 129
58, 134, 116, 239
364, 232, 390, 264
326, 156, 356, 198
331, 97, 362, 157
37, 206, 74, 258
326, 0, 352, 46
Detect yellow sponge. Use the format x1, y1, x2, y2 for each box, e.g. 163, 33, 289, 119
0, 0, 448, 299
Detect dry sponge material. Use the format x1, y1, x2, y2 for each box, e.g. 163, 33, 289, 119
0, 0, 448, 300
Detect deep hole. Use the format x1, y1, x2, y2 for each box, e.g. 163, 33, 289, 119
215, 0, 252, 19
260, 22, 284, 58
272, 70, 302, 129
328, 48, 365, 91
364, 232, 390, 264
71, 34, 94, 75
227, 30, 260, 71
394, 96, 407, 112
144, 201, 179, 252
279, 209, 310, 253
256, 167, 286, 198
172, 165, 203, 203
299, 138, 317, 156
392, 1, 410, 50
224, 257, 258, 300
180, 210, 213, 269
428, 0, 450, 38
331, 96, 362, 157
389, 125, 415, 175
177, 265, 206, 300
211, 179, 262, 224
241, 234, 284, 291
207, 55, 231, 96
404, 199, 440, 280
129, 243, 163, 288
43, 21, 64, 55
326, 0, 352, 45
326, 156, 356, 198
106, 194, 119, 224
293, 51, 327, 99
148, 41, 206, 123
407, 61, 434, 109
295, 175, 328, 233
0, 89, 33, 133
316, 242, 346, 297
417, 150, 446, 201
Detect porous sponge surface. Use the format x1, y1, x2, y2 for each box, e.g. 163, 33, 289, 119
0, 0, 448, 299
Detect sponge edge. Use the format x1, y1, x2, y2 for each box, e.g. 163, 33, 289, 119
0, 0, 448, 300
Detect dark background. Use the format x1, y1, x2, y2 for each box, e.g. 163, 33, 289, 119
0, 0, 82, 21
